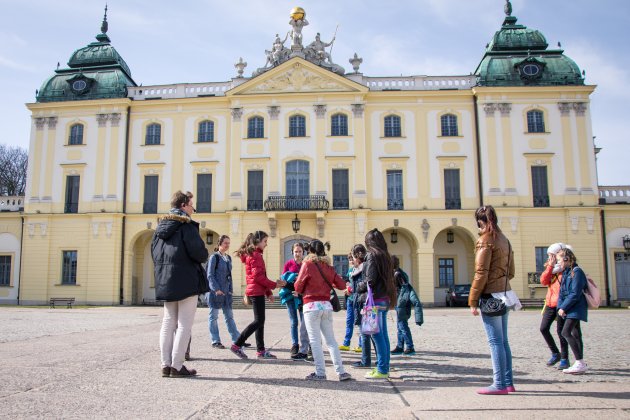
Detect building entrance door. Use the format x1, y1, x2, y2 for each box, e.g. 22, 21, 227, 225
615, 252, 630, 300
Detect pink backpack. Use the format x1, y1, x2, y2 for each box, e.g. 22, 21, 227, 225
583, 276, 601, 309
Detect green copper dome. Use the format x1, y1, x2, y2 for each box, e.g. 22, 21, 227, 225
36, 8, 136, 103
475, 2, 584, 87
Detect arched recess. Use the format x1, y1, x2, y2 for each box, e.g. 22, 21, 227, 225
281, 234, 314, 269
432, 227, 476, 305
382, 227, 418, 289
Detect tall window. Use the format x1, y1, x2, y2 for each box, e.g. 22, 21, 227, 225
444, 169, 461, 209
331, 113, 348, 136
532, 166, 550, 207
62, 251, 78, 285
384, 115, 401, 137
145, 123, 161, 145
332, 169, 349, 209
333, 255, 350, 281
69, 124, 84, 145
286, 160, 309, 197
438, 258, 455, 287
198, 121, 214, 143
535, 247, 547, 273
0, 255, 11, 286
387, 170, 403, 210
440, 114, 458, 137
289, 115, 306, 137
64, 175, 80, 213
143, 175, 158, 214
248, 116, 264, 138
527, 110, 545, 133
247, 170, 263, 211
196, 174, 212, 213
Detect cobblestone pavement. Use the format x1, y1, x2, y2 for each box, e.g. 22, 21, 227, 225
0, 306, 628, 419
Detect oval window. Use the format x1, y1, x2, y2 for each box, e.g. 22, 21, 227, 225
522, 64, 540, 77
72, 80, 87, 91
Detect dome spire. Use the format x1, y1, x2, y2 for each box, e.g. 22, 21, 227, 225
96, 4, 111, 43
502, 0, 518, 26
504, 0, 512, 16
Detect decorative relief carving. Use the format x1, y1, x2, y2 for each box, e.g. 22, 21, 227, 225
35, 118, 46, 130
27, 223, 35, 237
268, 217, 277, 237
231, 108, 243, 121
247, 67, 348, 94
573, 102, 587, 116
558, 102, 572, 116
483, 103, 497, 116
231, 216, 240, 234
314, 104, 327, 119
509, 217, 518, 233
105, 222, 113, 237
96, 113, 109, 127
585, 216, 594, 234
267, 106, 280, 120
570, 216, 579, 233
92, 222, 100, 237
46, 117, 58, 129
356, 216, 366, 235
317, 217, 325, 238
421, 219, 430, 243
497, 103, 512, 116
109, 113, 121, 126
351, 104, 364, 118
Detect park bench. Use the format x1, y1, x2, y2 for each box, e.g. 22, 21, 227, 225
50, 297, 75, 309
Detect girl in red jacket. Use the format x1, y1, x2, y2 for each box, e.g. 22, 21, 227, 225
230, 231, 285, 359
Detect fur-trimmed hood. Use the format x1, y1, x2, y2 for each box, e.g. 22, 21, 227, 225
155, 212, 193, 240
303, 254, 332, 266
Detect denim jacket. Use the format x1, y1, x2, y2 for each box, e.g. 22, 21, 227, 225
206, 252, 233, 308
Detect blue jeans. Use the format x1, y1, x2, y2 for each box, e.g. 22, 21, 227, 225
343, 299, 355, 346
370, 308, 390, 374
286, 299, 309, 353
396, 318, 413, 349
360, 334, 374, 365
481, 311, 513, 389
208, 303, 240, 344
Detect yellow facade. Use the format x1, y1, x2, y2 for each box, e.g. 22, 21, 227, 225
3, 11, 630, 307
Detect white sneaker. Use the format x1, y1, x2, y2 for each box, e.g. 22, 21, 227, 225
563, 360, 588, 374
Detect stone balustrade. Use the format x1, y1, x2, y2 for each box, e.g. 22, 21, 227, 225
362, 75, 477, 90
0, 196, 24, 212
599, 186, 630, 204
128, 82, 233, 100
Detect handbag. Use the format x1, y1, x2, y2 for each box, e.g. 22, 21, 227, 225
479, 241, 511, 317
314, 262, 341, 312
360, 283, 380, 335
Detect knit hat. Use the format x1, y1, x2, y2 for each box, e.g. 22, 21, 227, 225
547, 242, 565, 255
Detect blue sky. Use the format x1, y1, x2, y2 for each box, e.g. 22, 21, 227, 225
1, 0, 628, 185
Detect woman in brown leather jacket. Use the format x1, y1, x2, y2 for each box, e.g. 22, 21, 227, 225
469, 205, 516, 395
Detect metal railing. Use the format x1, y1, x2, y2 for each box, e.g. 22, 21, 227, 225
332, 198, 349, 209
533, 195, 550, 207
247, 200, 263, 211
445, 198, 461, 210
264, 195, 329, 211
387, 198, 404, 210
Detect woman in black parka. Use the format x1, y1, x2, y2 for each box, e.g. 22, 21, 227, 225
152, 190, 209, 378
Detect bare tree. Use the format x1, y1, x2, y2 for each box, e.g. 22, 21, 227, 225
0, 144, 28, 196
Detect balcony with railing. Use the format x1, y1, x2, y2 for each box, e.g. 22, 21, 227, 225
264, 195, 329, 211
332, 198, 349, 209
533, 195, 550, 207
528, 272, 542, 286
247, 199, 264, 211
445, 198, 461, 210
387, 198, 404, 210
599, 185, 630, 204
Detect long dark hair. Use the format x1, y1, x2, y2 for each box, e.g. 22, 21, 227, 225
234, 233, 254, 257
213, 235, 229, 253
351, 243, 367, 263
475, 205, 501, 239
364, 228, 396, 308
305, 239, 330, 257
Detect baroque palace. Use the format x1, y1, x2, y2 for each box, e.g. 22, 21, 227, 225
1, 4, 629, 306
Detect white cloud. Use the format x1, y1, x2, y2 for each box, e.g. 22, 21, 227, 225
569, 44, 630, 97
0, 55, 36, 72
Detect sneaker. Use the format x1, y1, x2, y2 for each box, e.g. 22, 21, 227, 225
290, 344, 299, 356
170, 365, 197, 377
305, 372, 326, 381
230, 344, 248, 359
291, 352, 308, 360
212, 342, 225, 349
352, 346, 362, 353
391, 347, 404, 355
351, 361, 372, 369
339, 345, 350, 351
257, 349, 277, 359
563, 360, 588, 374
161, 366, 171, 378
506, 385, 516, 393
338, 372, 352, 381
403, 348, 416, 356
477, 386, 508, 395
557, 359, 570, 370
546, 353, 560, 366
365, 370, 389, 380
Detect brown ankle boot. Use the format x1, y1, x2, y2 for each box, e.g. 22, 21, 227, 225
170, 365, 197, 377
161, 367, 171, 377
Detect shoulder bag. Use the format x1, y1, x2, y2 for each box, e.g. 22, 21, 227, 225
479, 241, 511, 317
360, 283, 380, 335
314, 262, 341, 312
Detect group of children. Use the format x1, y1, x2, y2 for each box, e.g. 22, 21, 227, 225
205, 229, 424, 381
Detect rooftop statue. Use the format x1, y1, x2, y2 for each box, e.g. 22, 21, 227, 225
289, 7, 309, 48
305, 33, 335, 64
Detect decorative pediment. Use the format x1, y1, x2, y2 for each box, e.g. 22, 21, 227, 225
228, 58, 366, 96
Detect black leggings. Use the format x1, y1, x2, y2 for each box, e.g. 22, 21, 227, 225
561, 318, 584, 360
236, 295, 266, 351
539, 305, 568, 359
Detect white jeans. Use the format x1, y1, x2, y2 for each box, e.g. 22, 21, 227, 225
160, 295, 198, 370
303, 309, 346, 377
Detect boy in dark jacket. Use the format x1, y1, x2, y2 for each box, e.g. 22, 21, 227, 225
390, 256, 423, 356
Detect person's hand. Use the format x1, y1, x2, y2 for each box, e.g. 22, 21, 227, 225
470, 306, 479, 316
558, 308, 566, 318
276, 279, 287, 287
268, 295, 275, 303
216, 290, 224, 296
547, 255, 555, 265
292, 291, 299, 297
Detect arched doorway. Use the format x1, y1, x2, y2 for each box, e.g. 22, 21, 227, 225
131, 230, 154, 305
383, 228, 418, 289
282, 234, 313, 269
432, 227, 476, 305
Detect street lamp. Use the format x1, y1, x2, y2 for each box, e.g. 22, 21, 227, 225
390, 229, 398, 244
292, 214, 301, 234
447, 230, 454, 244
623, 234, 630, 252
206, 232, 214, 245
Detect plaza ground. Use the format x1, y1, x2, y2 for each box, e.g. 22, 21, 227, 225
0, 306, 629, 419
